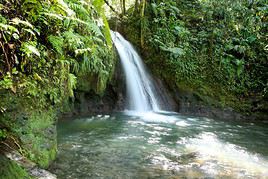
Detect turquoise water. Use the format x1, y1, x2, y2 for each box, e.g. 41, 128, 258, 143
50, 112, 268, 178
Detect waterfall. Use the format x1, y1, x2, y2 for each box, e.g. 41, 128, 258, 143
111, 31, 161, 112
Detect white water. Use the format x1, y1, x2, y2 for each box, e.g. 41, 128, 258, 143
53, 114, 268, 179
111, 31, 160, 112
108, 32, 268, 178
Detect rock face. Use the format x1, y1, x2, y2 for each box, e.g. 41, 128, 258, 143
66, 61, 268, 120
71, 84, 125, 116
64, 55, 179, 117
172, 88, 244, 120
0, 151, 56, 179
153, 78, 179, 112
62, 59, 126, 118
0, 93, 58, 177
63, 51, 247, 120
172, 87, 268, 120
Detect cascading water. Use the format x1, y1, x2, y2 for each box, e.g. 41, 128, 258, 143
48, 31, 268, 179
111, 31, 161, 112
50, 31, 268, 179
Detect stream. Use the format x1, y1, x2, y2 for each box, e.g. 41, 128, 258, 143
49, 112, 268, 178
49, 32, 268, 178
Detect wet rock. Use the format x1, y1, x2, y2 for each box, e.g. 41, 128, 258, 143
62, 59, 126, 118
172, 87, 248, 120
29, 167, 56, 179
5, 151, 56, 179
153, 77, 179, 111
176, 152, 198, 164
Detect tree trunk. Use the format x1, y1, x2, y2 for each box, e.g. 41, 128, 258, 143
122, 0, 126, 14
120, 0, 126, 14
140, 0, 146, 48
134, 0, 139, 13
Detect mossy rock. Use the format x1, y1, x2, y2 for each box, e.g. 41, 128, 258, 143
1, 93, 58, 169
0, 155, 31, 179
77, 73, 106, 95
17, 110, 58, 168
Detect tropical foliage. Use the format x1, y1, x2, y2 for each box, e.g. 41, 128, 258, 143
121, 0, 268, 111
0, 0, 115, 164
0, 0, 115, 110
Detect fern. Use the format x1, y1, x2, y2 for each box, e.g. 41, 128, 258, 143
1, 0, 116, 107
20, 41, 40, 57
53, 0, 74, 16
48, 35, 64, 55
75, 48, 91, 56
69, 58, 79, 74
67, 16, 103, 37
68, 1, 90, 20
43, 12, 64, 21
63, 30, 85, 51
87, 22, 103, 37
43, 7, 104, 38
68, 73, 77, 97
92, 0, 112, 47
22, 28, 35, 36
10, 18, 34, 29
0, 23, 19, 34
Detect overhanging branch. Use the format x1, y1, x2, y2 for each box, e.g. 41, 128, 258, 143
103, 0, 120, 15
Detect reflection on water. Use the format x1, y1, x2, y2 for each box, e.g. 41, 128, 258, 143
49, 112, 268, 179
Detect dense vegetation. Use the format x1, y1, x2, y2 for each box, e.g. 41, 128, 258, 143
119, 0, 267, 114
0, 0, 115, 173
0, 0, 114, 110
0, 0, 267, 177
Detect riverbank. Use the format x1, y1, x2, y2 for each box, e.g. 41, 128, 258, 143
1, 0, 267, 177
0, 0, 116, 177
49, 111, 268, 178
108, 11, 267, 121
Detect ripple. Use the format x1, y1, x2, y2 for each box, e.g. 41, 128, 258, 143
50, 113, 268, 179
185, 132, 268, 177
176, 121, 190, 127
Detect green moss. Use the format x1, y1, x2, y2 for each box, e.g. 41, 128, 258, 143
119, 0, 267, 118
33, 143, 57, 168
0, 155, 31, 179
77, 73, 100, 93
0, 91, 57, 169
16, 109, 57, 168
77, 73, 109, 95
0, 0, 118, 177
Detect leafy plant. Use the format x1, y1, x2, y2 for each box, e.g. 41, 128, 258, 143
124, 0, 268, 111
0, 129, 7, 140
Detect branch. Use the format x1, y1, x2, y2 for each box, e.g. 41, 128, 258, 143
0, 36, 11, 73
103, 0, 120, 15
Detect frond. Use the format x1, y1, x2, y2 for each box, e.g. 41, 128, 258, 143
48, 35, 64, 55
69, 58, 80, 74
63, 31, 85, 51
10, 18, 34, 29
53, 0, 74, 16
86, 22, 103, 37
68, 1, 90, 20
81, 54, 91, 73
68, 73, 77, 97
20, 41, 40, 57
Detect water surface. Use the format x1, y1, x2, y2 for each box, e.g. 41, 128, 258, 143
50, 112, 268, 178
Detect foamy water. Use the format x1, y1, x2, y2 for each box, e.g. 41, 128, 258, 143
51, 113, 268, 178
